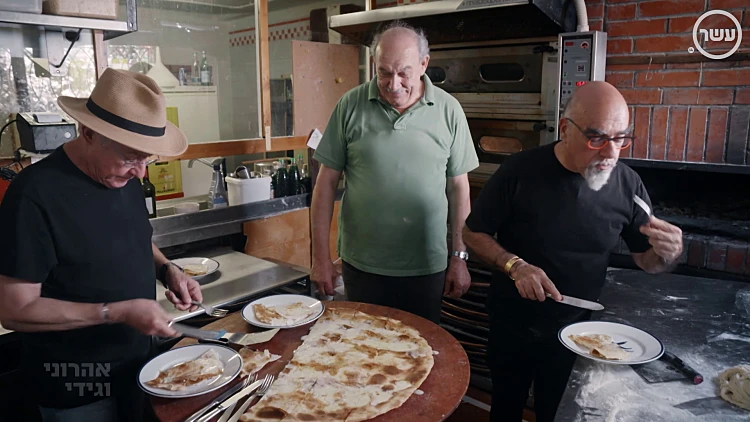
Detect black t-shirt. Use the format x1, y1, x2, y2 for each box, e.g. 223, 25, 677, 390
465, 142, 652, 333
0, 146, 155, 409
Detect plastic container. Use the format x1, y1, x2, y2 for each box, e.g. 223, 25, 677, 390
43, 0, 117, 20
225, 176, 271, 206
1, 0, 43, 14
174, 202, 200, 214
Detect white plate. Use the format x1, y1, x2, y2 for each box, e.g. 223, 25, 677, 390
138, 344, 242, 398
242, 294, 325, 329
558, 321, 664, 365
172, 257, 220, 278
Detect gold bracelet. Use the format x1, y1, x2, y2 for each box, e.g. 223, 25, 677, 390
504, 256, 522, 276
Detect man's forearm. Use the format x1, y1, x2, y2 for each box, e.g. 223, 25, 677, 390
311, 183, 336, 263
152, 242, 169, 270
1, 297, 105, 332
462, 227, 517, 272
448, 176, 471, 252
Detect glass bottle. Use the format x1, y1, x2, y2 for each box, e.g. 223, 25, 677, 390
288, 157, 300, 195
274, 159, 289, 198
208, 164, 228, 208
200, 51, 210, 86
142, 168, 157, 218
191, 52, 200, 85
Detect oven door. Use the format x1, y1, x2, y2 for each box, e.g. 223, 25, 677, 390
469, 118, 556, 165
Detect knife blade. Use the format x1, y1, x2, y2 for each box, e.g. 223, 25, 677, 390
171, 323, 279, 346
184, 377, 252, 422
196, 379, 263, 422
546, 293, 604, 311
634, 194, 652, 217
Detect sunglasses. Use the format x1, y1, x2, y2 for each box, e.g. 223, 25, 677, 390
565, 118, 634, 150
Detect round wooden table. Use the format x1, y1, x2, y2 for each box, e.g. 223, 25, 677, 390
151, 301, 470, 422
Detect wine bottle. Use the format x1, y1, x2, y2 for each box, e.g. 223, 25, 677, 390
288, 157, 300, 195
142, 169, 157, 218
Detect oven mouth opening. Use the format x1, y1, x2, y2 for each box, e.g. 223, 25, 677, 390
478, 136, 523, 155
479, 63, 525, 83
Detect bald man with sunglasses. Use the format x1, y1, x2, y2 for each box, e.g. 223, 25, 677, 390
463, 82, 683, 422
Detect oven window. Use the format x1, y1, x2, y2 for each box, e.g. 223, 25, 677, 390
478, 136, 523, 155
479, 63, 525, 83
425, 67, 446, 84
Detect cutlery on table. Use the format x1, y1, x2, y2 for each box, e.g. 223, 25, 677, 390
226, 374, 276, 422
184, 374, 256, 422
196, 375, 272, 422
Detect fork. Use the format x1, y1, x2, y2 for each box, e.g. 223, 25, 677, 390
617, 341, 633, 352
216, 374, 257, 422
192, 300, 229, 317
226, 374, 276, 422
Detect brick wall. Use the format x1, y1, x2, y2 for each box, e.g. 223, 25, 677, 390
586, 0, 750, 165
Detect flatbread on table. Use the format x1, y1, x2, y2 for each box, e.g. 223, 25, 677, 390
239, 347, 281, 377
145, 349, 224, 391
240, 308, 434, 421
253, 302, 317, 326
569, 334, 630, 360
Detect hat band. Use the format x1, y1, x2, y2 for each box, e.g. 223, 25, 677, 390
86, 99, 166, 137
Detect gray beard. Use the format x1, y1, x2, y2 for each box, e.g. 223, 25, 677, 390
584, 163, 615, 191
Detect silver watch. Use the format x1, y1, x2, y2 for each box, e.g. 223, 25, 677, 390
453, 251, 469, 261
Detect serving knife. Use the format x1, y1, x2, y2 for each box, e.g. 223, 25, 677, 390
171, 322, 279, 347
196, 379, 264, 422
546, 293, 604, 311
634, 194, 652, 217
184, 376, 254, 422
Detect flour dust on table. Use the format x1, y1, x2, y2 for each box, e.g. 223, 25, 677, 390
573, 350, 750, 421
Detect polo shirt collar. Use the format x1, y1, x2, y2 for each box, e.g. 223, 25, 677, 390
368, 74, 435, 106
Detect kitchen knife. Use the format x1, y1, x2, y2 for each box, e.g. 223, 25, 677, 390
662, 350, 704, 385
634, 194, 652, 217
184, 376, 253, 422
546, 293, 604, 311
171, 323, 279, 346
196, 379, 263, 422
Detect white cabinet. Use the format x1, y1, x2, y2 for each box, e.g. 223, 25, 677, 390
163, 86, 221, 198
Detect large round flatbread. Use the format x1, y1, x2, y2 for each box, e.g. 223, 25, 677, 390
241, 308, 434, 421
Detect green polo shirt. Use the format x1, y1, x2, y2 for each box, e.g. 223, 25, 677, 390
313, 75, 479, 277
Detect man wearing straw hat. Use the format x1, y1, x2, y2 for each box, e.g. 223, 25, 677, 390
0, 69, 203, 421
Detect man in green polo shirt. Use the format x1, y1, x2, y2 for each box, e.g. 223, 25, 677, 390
310, 21, 479, 323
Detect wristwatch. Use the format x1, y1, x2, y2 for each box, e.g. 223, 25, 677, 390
453, 251, 469, 261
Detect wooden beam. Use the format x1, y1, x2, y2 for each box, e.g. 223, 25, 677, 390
257, 0, 272, 148
169, 136, 308, 161
92, 30, 107, 79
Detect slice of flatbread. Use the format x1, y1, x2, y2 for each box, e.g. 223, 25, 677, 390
146, 349, 224, 391
590, 343, 631, 360
253, 302, 317, 326
238, 348, 281, 377
183, 263, 208, 276
569, 334, 629, 361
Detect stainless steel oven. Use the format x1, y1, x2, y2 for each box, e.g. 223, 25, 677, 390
426, 40, 560, 164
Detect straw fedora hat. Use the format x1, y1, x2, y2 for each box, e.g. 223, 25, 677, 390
58, 68, 187, 157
